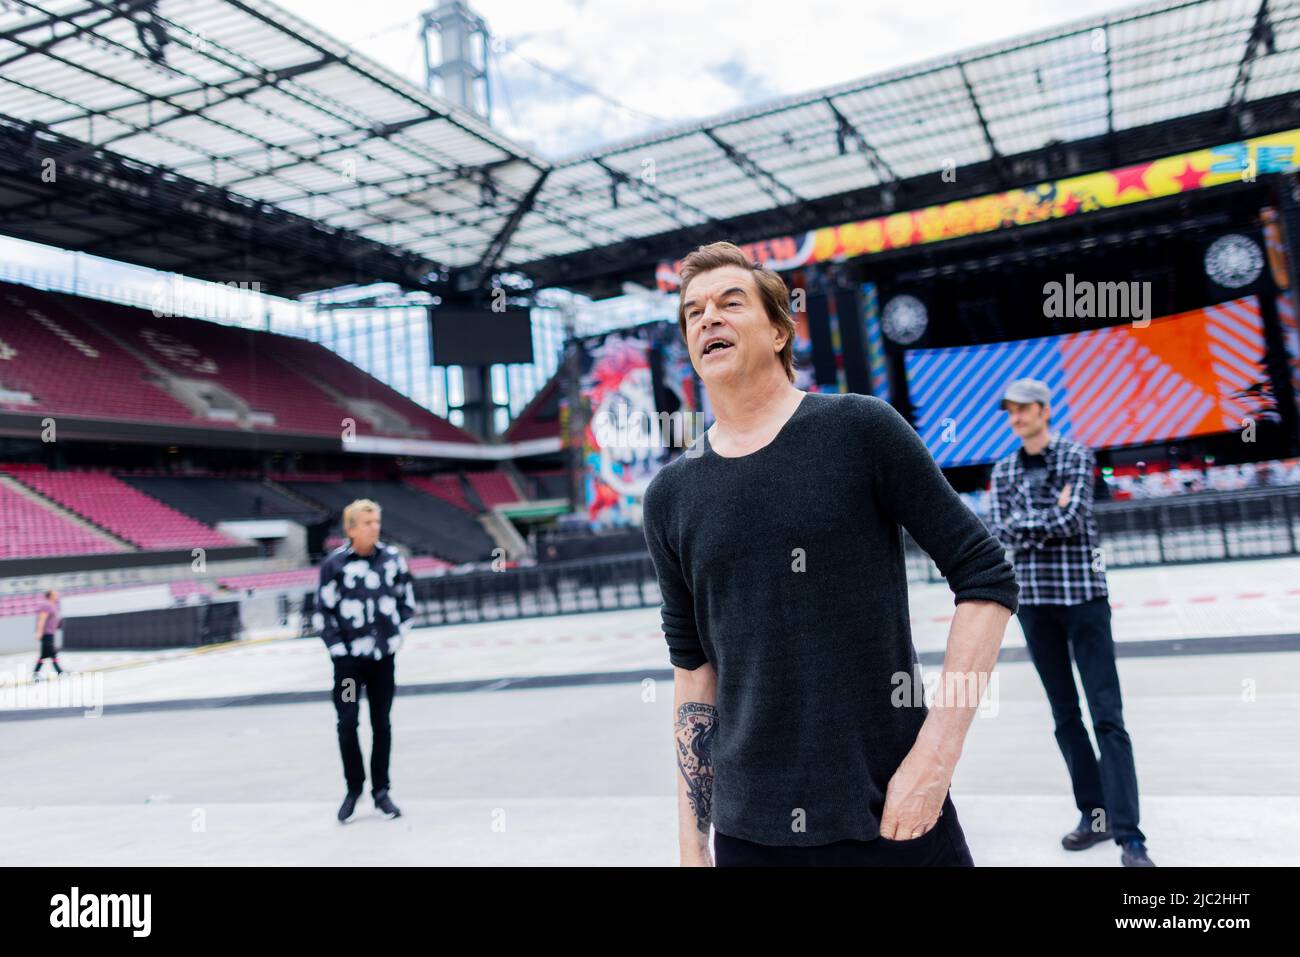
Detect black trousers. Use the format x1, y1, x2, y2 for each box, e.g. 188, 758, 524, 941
331, 654, 396, 797
34, 635, 62, 673
1016, 596, 1145, 844
713, 791, 974, 866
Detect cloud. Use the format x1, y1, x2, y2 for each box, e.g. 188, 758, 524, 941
275, 0, 1141, 158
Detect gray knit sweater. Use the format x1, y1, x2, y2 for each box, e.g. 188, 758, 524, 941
642, 390, 1018, 846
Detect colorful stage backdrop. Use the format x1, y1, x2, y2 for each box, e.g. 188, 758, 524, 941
657, 128, 1300, 290
905, 296, 1273, 467
577, 324, 697, 528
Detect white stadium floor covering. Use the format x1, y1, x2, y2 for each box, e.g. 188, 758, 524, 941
1, 557, 1297, 866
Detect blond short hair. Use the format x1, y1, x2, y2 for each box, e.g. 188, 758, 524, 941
343, 499, 381, 530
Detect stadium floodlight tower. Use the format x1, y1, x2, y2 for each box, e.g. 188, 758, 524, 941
421, 0, 492, 121
421, 1, 501, 440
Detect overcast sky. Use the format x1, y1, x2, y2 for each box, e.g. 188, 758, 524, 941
275, 0, 1143, 158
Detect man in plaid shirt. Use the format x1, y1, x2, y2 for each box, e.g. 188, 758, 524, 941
988, 378, 1153, 867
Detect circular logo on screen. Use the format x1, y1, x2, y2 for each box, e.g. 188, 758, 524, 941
882, 294, 928, 344
1204, 234, 1263, 288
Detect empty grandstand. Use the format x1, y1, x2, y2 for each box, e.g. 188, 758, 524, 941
1, 282, 483, 443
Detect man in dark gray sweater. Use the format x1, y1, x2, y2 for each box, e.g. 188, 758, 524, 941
642, 241, 1019, 867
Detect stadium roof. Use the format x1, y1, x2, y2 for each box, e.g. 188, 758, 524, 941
0, 0, 550, 293
1, 0, 1299, 298
509, 0, 1300, 293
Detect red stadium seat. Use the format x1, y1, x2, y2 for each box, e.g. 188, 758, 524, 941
5, 467, 243, 551
0, 282, 480, 444
0, 286, 196, 425
405, 474, 477, 512
464, 471, 522, 508
0, 480, 126, 559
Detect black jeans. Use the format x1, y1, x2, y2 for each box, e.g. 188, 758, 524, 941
331, 654, 396, 797
713, 791, 974, 866
1016, 596, 1145, 844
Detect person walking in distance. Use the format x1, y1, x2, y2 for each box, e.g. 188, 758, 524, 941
642, 241, 1019, 866
988, 378, 1154, 867
33, 588, 65, 680
315, 499, 416, 823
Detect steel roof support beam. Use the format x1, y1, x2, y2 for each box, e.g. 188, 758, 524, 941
824, 97, 897, 183
703, 129, 802, 207
957, 60, 1009, 186
592, 158, 709, 227
0, 0, 156, 69
460, 169, 550, 292
1226, 0, 1275, 137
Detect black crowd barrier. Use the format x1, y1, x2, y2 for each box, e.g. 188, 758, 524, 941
62, 601, 244, 650
411, 554, 659, 627
290, 487, 1300, 628
906, 485, 1300, 583
534, 527, 649, 562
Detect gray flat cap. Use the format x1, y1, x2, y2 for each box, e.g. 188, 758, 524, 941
1000, 377, 1051, 409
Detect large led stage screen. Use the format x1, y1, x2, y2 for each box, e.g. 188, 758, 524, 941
904, 296, 1271, 467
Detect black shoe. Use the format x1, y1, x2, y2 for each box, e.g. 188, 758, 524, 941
1062, 817, 1111, 850
337, 790, 362, 823
373, 789, 402, 819
1121, 839, 1156, 866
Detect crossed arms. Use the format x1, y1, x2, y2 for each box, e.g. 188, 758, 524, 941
987, 445, 1096, 550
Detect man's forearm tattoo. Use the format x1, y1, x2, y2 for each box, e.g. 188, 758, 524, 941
675, 701, 718, 834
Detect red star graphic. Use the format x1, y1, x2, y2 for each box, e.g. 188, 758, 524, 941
1111, 162, 1154, 197
1059, 193, 1081, 216
1173, 161, 1207, 192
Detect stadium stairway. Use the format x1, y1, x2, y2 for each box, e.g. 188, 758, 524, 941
478, 507, 527, 561
498, 460, 532, 501
44, 290, 196, 416
3, 468, 243, 552
273, 362, 418, 437
457, 469, 487, 511
0, 473, 132, 556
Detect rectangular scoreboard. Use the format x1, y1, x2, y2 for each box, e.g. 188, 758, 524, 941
429, 306, 534, 366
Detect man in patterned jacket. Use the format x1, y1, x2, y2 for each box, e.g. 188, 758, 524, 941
315, 498, 416, 823
988, 378, 1153, 867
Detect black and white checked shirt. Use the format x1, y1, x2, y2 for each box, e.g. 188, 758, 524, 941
987, 432, 1108, 606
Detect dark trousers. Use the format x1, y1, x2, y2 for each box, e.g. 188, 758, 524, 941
331, 654, 396, 797
34, 635, 62, 674
1016, 596, 1145, 844
713, 791, 974, 866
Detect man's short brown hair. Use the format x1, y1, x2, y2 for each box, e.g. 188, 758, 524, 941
676, 241, 797, 384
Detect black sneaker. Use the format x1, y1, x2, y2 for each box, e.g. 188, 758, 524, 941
373, 789, 402, 819
337, 790, 362, 823
1121, 839, 1156, 867
1062, 817, 1111, 850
